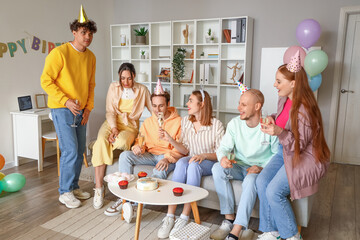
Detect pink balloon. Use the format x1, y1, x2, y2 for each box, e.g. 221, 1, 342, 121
283, 46, 306, 67
296, 19, 321, 49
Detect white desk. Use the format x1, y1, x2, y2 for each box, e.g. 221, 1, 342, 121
10, 109, 51, 172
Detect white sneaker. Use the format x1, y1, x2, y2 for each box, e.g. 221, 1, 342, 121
157, 216, 175, 239
73, 188, 91, 200
169, 217, 189, 236
93, 186, 104, 209
210, 219, 233, 240
104, 198, 123, 216
286, 233, 302, 240
59, 192, 81, 209
123, 202, 134, 223
257, 232, 281, 240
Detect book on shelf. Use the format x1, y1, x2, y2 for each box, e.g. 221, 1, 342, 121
223, 29, 231, 43
230, 20, 237, 43
204, 63, 212, 84
199, 64, 205, 84
208, 54, 218, 59
240, 18, 246, 43
190, 70, 194, 83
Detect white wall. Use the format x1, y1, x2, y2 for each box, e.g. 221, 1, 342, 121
112, 0, 359, 144
0, 0, 112, 168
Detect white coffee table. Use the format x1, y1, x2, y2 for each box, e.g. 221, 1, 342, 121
108, 178, 209, 240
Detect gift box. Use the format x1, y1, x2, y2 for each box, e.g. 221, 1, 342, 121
169, 222, 210, 240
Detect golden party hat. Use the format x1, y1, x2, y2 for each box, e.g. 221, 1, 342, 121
286, 50, 301, 73
154, 79, 165, 95
78, 5, 89, 23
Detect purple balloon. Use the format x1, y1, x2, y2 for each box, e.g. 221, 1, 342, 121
296, 19, 321, 49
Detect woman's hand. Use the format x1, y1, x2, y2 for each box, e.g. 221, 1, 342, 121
260, 123, 283, 136
108, 127, 119, 143
189, 154, 206, 164
159, 128, 174, 143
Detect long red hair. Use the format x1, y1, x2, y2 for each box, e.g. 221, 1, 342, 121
278, 64, 330, 165
188, 90, 213, 126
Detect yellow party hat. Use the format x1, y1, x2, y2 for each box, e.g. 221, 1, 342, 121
78, 5, 89, 23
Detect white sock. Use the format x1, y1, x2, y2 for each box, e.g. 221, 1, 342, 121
271, 231, 280, 237
180, 214, 189, 221
167, 213, 175, 219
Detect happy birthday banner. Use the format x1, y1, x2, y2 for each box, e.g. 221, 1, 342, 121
0, 34, 65, 58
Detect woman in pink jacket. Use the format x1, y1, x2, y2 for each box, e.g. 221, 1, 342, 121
256, 53, 330, 240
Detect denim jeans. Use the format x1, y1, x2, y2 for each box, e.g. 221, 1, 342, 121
118, 151, 175, 179
51, 108, 86, 195
212, 162, 258, 229
256, 144, 298, 238
171, 156, 215, 187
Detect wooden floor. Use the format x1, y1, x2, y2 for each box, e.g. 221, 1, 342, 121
0, 156, 359, 240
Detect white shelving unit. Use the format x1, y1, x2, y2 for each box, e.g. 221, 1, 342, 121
110, 16, 253, 125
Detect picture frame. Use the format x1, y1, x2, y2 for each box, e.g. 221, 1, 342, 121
156, 67, 171, 82
35, 94, 46, 109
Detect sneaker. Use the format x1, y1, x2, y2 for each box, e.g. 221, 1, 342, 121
93, 186, 104, 209
104, 198, 123, 216
157, 216, 175, 239
73, 188, 91, 200
169, 217, 189, 236
59, 192, 81, 209
210, 220, 233, 240
225, 233, 239, 240
257, 232, 281, 240
123, 202, 135, 223
286, 233, 302, 240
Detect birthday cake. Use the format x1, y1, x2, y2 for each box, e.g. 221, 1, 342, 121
136, 177, 158, 191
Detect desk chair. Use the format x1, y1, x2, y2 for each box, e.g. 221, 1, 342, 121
42, 113, 88, 176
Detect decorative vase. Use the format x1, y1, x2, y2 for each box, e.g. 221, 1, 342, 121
136, 36, 146, 45
138, 72, 147, 82
120, 34, 126, 46
190, 49, 194, 59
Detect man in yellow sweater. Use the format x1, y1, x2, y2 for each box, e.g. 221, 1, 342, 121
104, 90, 184, 220
40, 6, 96, 209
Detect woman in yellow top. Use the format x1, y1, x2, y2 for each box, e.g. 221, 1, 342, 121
92, 63, 152, 209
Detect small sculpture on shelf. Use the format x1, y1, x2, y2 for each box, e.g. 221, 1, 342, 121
190, 49, 194, 59
182, 24, 189, 44
227, 62, 242, 83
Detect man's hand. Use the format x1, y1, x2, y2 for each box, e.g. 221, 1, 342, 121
220, 157, 235, 169
246, 165, 263, 175
65, 99, 81, 116
108, 127, 119, 143
81, 108, 91, 125
155, 158, 170, 171
132, 145, 145, 156
189, 154, 206, 164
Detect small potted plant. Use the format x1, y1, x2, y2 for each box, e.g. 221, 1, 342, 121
210, 36, 215, 43
200, 52, 205, 59
206, 28, 212, 43
134, 27, 148, 45
172, 48, 186, 84
140, 50, 146, 59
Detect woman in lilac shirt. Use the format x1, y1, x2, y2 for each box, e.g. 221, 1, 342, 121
255, 53, 330, 240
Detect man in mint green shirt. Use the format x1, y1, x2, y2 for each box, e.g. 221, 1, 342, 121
211, 89, 278, 240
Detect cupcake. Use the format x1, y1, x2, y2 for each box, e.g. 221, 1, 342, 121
138, 171, 147, 178
118, 180, 129, 189
173, 187, 184, 197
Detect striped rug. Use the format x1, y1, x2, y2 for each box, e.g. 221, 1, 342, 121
15, 199, 259, 240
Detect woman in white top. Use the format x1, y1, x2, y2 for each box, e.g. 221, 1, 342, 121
157, 90, 225, 239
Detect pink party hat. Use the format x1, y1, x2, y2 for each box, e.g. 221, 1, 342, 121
286, 50, 301, 73
237, 81, 248, 95
154, 79, 165, 95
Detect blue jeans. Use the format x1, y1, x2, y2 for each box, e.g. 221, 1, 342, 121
119, 151, 175, 179
212, 162, 258, 229
171, 156, 215, 187
51, 108, 86, 195
256, 145, 298, 238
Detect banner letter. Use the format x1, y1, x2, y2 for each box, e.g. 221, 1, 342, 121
48, 42, 55, 54
0, 43, 7, 58
32, 36, 40, 50
7, 42, 17, 57
42, 40, 46, 53
17, 38, 27, 54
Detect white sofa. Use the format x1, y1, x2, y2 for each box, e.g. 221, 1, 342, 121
84, 148, 314, 228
